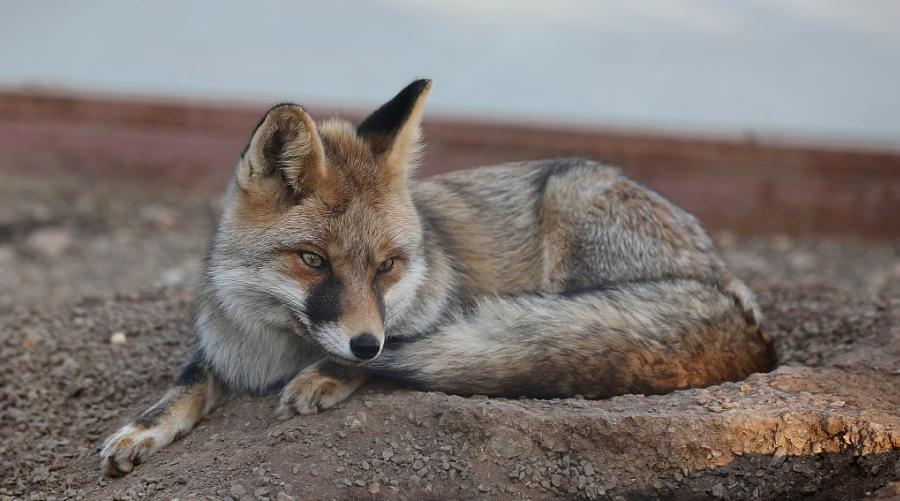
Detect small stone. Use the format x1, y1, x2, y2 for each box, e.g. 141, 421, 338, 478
711, 483, 725, 498
230, 485, 246, 497
408, 475, 421, 485
64, 382, 83, 398
27, 228, 73, 260
253, 487, 270, 498
485, 426, 532, 459
769, 448, 788, 469
368, 482, 381, 494
110, 332, 127, 345
276, 493, 296, 501
800, 483, 818, 495
583, 462, 595, 477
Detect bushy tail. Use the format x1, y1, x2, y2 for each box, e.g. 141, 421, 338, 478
368, 278, 776, 399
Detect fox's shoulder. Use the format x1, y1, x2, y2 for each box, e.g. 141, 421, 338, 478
410, 157, 627, 205
415, 157, 620, 185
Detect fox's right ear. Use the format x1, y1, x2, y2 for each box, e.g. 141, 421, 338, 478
237, 104, 326, 201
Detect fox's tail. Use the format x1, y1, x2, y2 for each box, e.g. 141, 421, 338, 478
368, 278, 776, 398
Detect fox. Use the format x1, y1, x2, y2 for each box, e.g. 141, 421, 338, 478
100, 79, 776, 477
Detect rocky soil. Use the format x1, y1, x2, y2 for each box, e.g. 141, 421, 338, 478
1, 172, 899, 501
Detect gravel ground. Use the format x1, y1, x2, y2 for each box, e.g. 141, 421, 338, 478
1, 172, 899, 501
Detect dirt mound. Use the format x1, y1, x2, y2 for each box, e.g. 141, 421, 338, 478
1, 173, 898, 500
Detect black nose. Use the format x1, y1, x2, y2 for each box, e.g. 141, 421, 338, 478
349, 333, 381, 360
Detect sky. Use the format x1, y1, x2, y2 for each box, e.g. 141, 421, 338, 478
1, 0, 898, 145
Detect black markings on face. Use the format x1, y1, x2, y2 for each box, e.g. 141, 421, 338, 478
373, 280, 386, 323
305, 273, 344, 326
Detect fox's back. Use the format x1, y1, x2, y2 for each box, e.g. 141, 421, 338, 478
410, 157, 732, 297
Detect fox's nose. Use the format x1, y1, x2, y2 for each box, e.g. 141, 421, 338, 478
349, 333, 381, 360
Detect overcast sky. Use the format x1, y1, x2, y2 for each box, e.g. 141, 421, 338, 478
1, 0, 898, 144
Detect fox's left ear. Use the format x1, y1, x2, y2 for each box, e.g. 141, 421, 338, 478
357, 79, 432, 178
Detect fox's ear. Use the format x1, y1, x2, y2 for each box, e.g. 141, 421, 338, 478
357, 79, 432, 177
238, 104, 326, 201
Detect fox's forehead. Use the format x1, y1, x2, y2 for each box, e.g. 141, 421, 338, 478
279, 183, 420, 260
317, 119, 378, 182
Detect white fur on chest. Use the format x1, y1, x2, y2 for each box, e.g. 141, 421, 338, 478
197, 266, 322, 394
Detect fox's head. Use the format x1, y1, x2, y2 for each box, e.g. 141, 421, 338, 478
208, 80, 432, 366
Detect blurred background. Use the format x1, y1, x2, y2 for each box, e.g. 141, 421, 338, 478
1, 0, 899, 144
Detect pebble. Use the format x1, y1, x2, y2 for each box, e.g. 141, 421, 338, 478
583, 461, 595, 477
711, 483, 725, 498
26, 228, 73, 260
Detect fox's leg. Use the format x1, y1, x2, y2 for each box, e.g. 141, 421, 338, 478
278, 359, 368, 417
368, 278, 776, 399
100, 352, 228, 477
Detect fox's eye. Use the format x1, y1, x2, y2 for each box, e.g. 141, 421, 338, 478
300, 252, 327, 268
377, 258, 395, 273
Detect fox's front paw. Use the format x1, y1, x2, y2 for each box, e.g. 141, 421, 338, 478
278, 362, 367, 417
100, 424, 165, 477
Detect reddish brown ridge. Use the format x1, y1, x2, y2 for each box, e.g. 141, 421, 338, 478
0, 87, 898, 238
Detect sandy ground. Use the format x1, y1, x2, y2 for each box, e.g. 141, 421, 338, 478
1, 171, 899, 501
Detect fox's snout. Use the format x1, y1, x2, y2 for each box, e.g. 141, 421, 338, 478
349, 333, 381, 360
